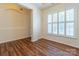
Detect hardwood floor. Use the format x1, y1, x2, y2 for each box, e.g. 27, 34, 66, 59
0, 38, 78, 56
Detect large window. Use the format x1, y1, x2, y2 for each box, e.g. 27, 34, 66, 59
48, 8, 75, 38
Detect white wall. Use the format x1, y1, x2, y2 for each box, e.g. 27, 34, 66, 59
0, 4, 31, 43
41, 3, 79, 48
32, 9, 41, 41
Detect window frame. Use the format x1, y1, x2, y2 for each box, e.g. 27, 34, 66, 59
58, 11, 65, 36
47, 14, 53, 34
52, 13, 58, 35
47, 8, 77, 39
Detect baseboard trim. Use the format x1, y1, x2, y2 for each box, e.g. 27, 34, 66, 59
40, 38, 79, 56
0, 37, 31, 44
40, 38, 78, 48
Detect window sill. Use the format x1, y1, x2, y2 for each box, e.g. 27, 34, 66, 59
47, 33, 77, 39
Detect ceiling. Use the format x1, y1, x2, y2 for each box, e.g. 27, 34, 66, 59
32, 3, 56, 9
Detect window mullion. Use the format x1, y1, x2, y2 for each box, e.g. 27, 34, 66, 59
57, 12, 59, 35
52, 15, 53, 34
65, 9, 66, 36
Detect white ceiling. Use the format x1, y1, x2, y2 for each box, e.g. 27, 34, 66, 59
32, 3, 56, 9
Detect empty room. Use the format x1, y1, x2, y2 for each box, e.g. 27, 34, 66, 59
0, 3, 79, 56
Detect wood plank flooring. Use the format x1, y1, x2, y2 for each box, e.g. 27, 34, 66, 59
0, 38, 78, 56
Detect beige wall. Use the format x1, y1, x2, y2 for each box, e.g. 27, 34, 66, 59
20, 3, 41, 42
0, 4, 31, 43
41, 3, 79, 48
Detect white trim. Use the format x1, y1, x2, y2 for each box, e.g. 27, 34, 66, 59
47, 33, 77, 39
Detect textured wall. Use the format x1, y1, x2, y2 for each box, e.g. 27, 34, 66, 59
0, 3, 31, 43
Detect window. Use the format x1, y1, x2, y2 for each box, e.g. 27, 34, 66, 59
52, 13, 57, 34
48, 15, 52, 33
48, 8, 75, 38
66, 9, 74, 37
59, 11, 65, 35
